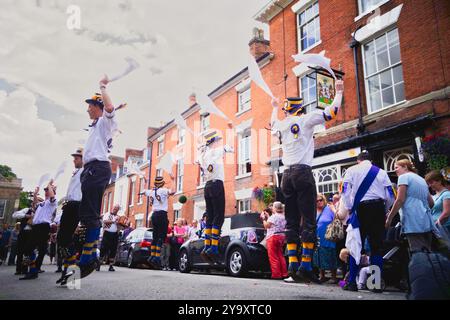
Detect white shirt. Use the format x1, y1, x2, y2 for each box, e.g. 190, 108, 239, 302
198, 145, 234, 182
187, 226, 199, 240
83, 109, 117, 164
33, 199, 58, 225
12, 208, 30, 219
342, 160, 395, 212
66, 168, 83, 202
271, 91, 342, 167
145, 188, 170, 212
102, 213, 119, 233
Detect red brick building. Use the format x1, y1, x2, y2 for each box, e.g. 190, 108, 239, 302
104, 0, 449, 226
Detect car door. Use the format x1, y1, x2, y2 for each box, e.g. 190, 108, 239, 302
119, 231, 134, 262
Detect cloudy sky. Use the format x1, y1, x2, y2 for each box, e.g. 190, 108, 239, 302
0, 0, 269, 193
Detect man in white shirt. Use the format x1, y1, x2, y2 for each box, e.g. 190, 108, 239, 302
197, 130, 234, 262
76, 76, 119, 279
340, 150, 395, 292
20, 181, 57, 280
188, 220, 200, 241
99, 204, 121, 272
271, 79, 344, 284
12, 207, 33, 275
144, 176, 175, 269
56, 148, 84, 285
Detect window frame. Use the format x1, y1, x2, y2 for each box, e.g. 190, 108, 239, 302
176, 158, 184, 193
237, 129, 252, 176
177, 128, 185, 146
200, 113, 210, 133
297, 1, 321, 53
361, 27, 405, 114
298, 72, 326, 133
237, 199, 251, 214
157, 139, 164, 156
238, 87, 251, 114
0, 199, 6, 219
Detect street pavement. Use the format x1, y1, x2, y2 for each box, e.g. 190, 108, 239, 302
0, 258, 406, 300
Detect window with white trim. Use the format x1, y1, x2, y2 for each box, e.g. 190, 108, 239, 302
129, 180, 135, 207
135, 218, 143, 228
156, 169, 162, 178
0, 199, 6, 219
358, 0, 388, 15
383, 147, 414, 173
178, 128, 185, 145
313, 162, 356, 198
138, 178, 145, 204
237, 199, 251, 214
174, 210, 182, 221
299, 73, 325, 133
198, 167, 206, 187
363, 28, 405, 113
157, 138, 164, 156
176, 159, 184, 193
238, 129, 251, 175
200, 113, 210, 132
238, 87, 251, 113
297, 1, 320, 52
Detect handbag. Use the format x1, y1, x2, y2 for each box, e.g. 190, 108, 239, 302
325, 216, 345, 242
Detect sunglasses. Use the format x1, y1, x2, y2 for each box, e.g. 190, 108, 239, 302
316, 199, 324, 202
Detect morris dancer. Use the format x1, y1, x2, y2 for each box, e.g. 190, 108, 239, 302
20, 181, 57, 280
56, 148, 83, 285
271, 79, 344, 283
197, 130, 233, 262
144, 176, 175, 269
71, 76, 120, 279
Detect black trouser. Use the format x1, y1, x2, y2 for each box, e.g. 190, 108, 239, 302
356, 199, 386, 257
25, 223, 50, 270
79, 161, 112, 229
151, 210, 168, 247
57, 201, 80, 250
204, 180, 225, 229
281, 165, 317, 244
16, 229, 31, 273
100, 231, 119, 262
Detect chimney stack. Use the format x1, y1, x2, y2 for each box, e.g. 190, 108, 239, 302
189, 93, 197, 107
249, 28, 270, 59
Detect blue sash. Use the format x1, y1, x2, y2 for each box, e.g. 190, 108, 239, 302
350, 165, 380, 215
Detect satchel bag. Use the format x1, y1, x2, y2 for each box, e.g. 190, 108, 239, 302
325, 217, 345, 242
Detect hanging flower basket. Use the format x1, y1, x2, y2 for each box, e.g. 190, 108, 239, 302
422, 133, 450, 171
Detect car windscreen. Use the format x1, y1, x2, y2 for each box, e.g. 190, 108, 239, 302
230, 213, 263, 229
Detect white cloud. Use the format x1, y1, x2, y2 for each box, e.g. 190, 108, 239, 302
0, 0, 268, 191
0, 88, 81, 193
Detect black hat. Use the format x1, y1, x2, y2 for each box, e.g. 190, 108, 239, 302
85, 93, 104, 108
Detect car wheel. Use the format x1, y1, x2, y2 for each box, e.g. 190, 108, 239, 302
179, 249, 191, 273
127, 251, 136, 268
226, 247, 248, 277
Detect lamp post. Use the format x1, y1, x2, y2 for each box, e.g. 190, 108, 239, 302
350, 24, 365, 135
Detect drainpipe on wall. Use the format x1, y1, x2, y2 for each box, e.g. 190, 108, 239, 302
145, 141, 153, 228
350, 25, 365, 135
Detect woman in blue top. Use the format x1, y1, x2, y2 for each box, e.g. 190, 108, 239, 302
314, 193, 338, 284
385, 160, 435, 253
425, 170, 450, 234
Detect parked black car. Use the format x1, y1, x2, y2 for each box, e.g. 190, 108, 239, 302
115, 227, 153, 268
178, 213, 270, 277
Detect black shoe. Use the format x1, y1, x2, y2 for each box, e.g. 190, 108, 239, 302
296, 268, 321, 284
205, 249, 219, 264
342, 281, 358, 291
55, 269, 63, 273
14, 272, 22, 275
108, 265, 115, 272
19, 273, 38, 280
79, 258, 99, 279
38, 270, 45, 273
59, 270, 75, 286
56, 271, 67, 284
200, 250, 213, 264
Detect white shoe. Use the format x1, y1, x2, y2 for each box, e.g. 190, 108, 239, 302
283, 276, 296, 283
